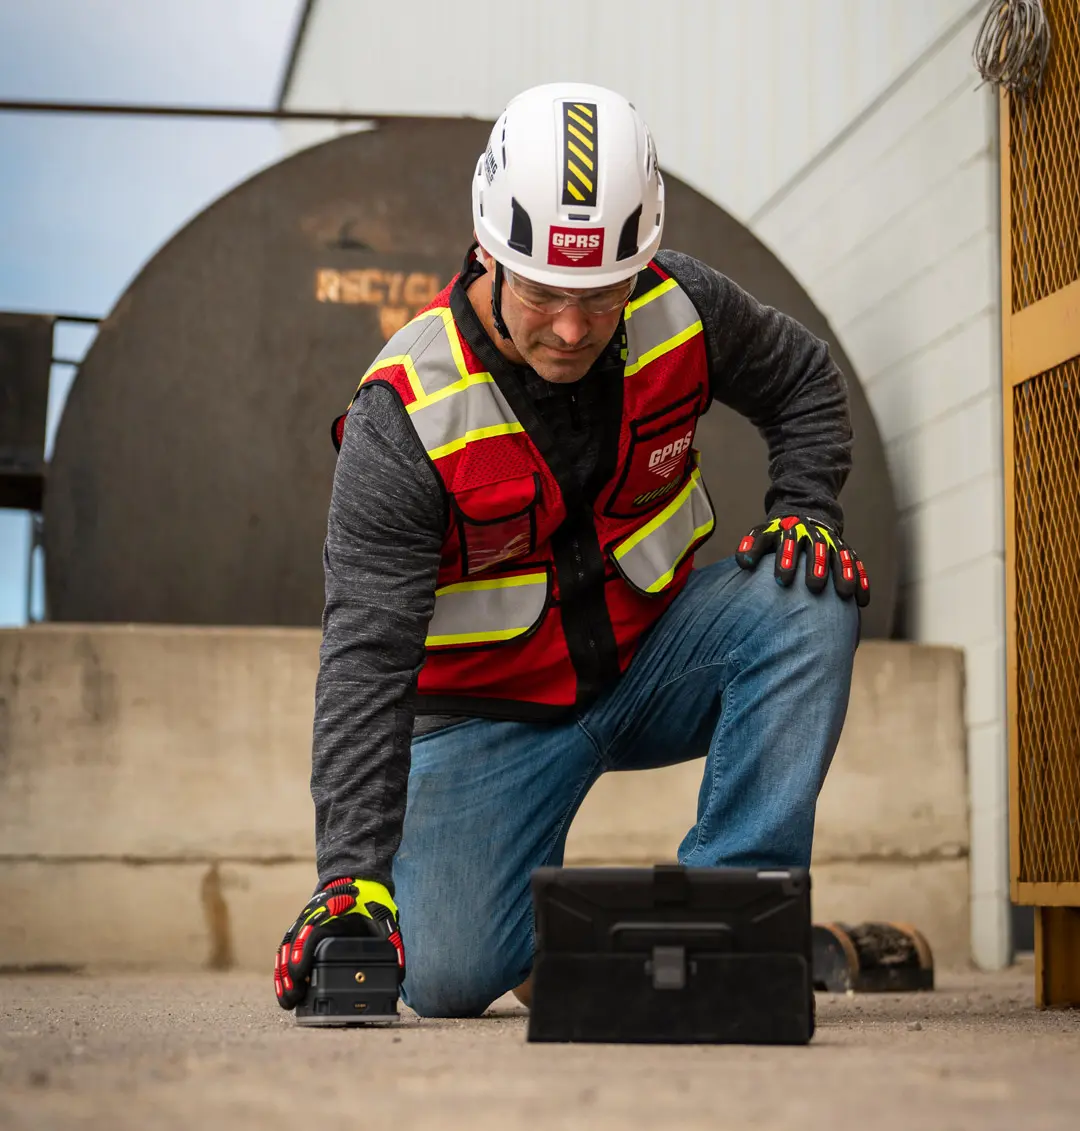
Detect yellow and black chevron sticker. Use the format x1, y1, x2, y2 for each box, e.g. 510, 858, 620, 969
562, 101, 598, 207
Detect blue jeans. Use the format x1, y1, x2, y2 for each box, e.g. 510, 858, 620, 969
393, 556, 860, 1017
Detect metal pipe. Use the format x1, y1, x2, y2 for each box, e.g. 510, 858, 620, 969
275, 0, 317, 110
0, 98, 383, 123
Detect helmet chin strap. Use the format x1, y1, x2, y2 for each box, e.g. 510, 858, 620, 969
491, 260, 513, 341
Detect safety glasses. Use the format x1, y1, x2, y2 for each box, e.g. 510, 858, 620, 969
504, 268, 636, 316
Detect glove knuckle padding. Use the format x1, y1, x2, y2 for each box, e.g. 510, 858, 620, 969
831, 543, 856, 599
803, 527, 830, 594
773, 546, 796, 586
803, 553, 827, 593
736, 523, 772, 570
739, 513, 871, 606
854, 554, 871, 607
274, 877, 401, 1010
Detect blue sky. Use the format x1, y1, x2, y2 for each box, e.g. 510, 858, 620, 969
0, 0, 302, 623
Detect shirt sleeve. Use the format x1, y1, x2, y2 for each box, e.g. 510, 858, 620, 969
656, 249, 854, 531
310, 381, 446, 892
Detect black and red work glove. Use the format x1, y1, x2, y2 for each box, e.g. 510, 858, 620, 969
736, 514, 870, 606
274, 877, 405, 1010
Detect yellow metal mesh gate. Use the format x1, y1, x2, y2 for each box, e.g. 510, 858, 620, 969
1002, 0, 1080, 1005
1013, 363, 1080, 884
1009, 4, 1080, 312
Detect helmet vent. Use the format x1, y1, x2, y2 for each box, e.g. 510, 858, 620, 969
616, 205, 643, 261
508, 197, 533, 256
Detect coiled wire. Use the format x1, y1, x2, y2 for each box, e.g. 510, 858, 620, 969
973, 0, 1051, 97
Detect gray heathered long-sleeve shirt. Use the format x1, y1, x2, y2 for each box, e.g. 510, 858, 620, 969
311, 249, 853, 890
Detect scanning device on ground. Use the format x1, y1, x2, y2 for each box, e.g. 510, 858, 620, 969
294, 937, 401, 1027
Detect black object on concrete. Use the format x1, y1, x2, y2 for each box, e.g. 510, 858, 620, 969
1011, 903, 1035, 953
0, 313, 52, 512
812, 922, 935, 993
528, 865, 814, 1044
293, 936, 400, 1026
45, 119, 899, 634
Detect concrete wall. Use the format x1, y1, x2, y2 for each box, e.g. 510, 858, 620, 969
751, 9, 1007, 969
0, 625, 321, 972
0, 624, 969, 971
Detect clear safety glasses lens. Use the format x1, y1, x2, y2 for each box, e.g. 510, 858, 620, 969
505, 271, 635, 316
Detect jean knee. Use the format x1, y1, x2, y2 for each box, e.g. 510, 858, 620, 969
745, 562, 859, 656
401, 946, 524, 1018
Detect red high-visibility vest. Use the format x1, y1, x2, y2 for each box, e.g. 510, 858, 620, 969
333, 259, 715, 720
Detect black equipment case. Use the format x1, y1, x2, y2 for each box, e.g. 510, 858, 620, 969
527, 865, 814, 1045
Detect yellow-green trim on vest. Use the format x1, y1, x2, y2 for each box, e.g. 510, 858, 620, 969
426, 569, 550, 648
624, 277, 703, 377
409, 379, 523, 460
611, 464, 715, 594
356, 306, 523, 460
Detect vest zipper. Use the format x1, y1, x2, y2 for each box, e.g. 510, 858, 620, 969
553, 521, 619, 705
572, 537, 596, 655
449, 274, 623, 708
568, 389, 581, 430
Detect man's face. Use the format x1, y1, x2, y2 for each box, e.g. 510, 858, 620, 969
483, 252, 633, 383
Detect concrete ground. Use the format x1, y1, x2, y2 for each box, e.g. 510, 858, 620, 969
1, 958, 1077, 1130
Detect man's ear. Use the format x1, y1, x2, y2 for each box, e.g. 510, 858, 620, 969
474, 241, 494, 272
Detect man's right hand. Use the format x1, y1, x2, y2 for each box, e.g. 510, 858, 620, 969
274, 877, 405, 1010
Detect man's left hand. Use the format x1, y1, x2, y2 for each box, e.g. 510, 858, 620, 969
274, 878, 404, 1010
736, 514, 870, 606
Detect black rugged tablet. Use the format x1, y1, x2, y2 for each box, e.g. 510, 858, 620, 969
528, 864, 814, 1044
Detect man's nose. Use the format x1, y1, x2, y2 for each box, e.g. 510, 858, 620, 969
550, 304, 591, 347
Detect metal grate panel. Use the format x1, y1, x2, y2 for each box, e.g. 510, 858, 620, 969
1014, 359, 1080, 883
1009, 0, 1080, 313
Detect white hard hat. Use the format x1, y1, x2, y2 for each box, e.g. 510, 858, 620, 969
472, 83, 665, 289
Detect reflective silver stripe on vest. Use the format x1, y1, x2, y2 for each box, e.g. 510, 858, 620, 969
409, 377, 521, 461
360, 307, 449, 400
426, 570, 549, 647
624, 277, 703, 377
358, 306, 522, 458
612, 466, 715, 594
365, 307, 444, 372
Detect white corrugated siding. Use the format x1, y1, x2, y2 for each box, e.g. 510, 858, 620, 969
284, 0, 980, 220
284, 0, 1008, 967
754, 8, 1006, 969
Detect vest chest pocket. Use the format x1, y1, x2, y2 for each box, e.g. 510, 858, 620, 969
452, 473, 541, 575
603, 388, 704, 518
609, 461, 715, 595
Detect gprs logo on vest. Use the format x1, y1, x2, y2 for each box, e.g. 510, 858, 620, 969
648, 430, 694, 479
548, 226, 605, 268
